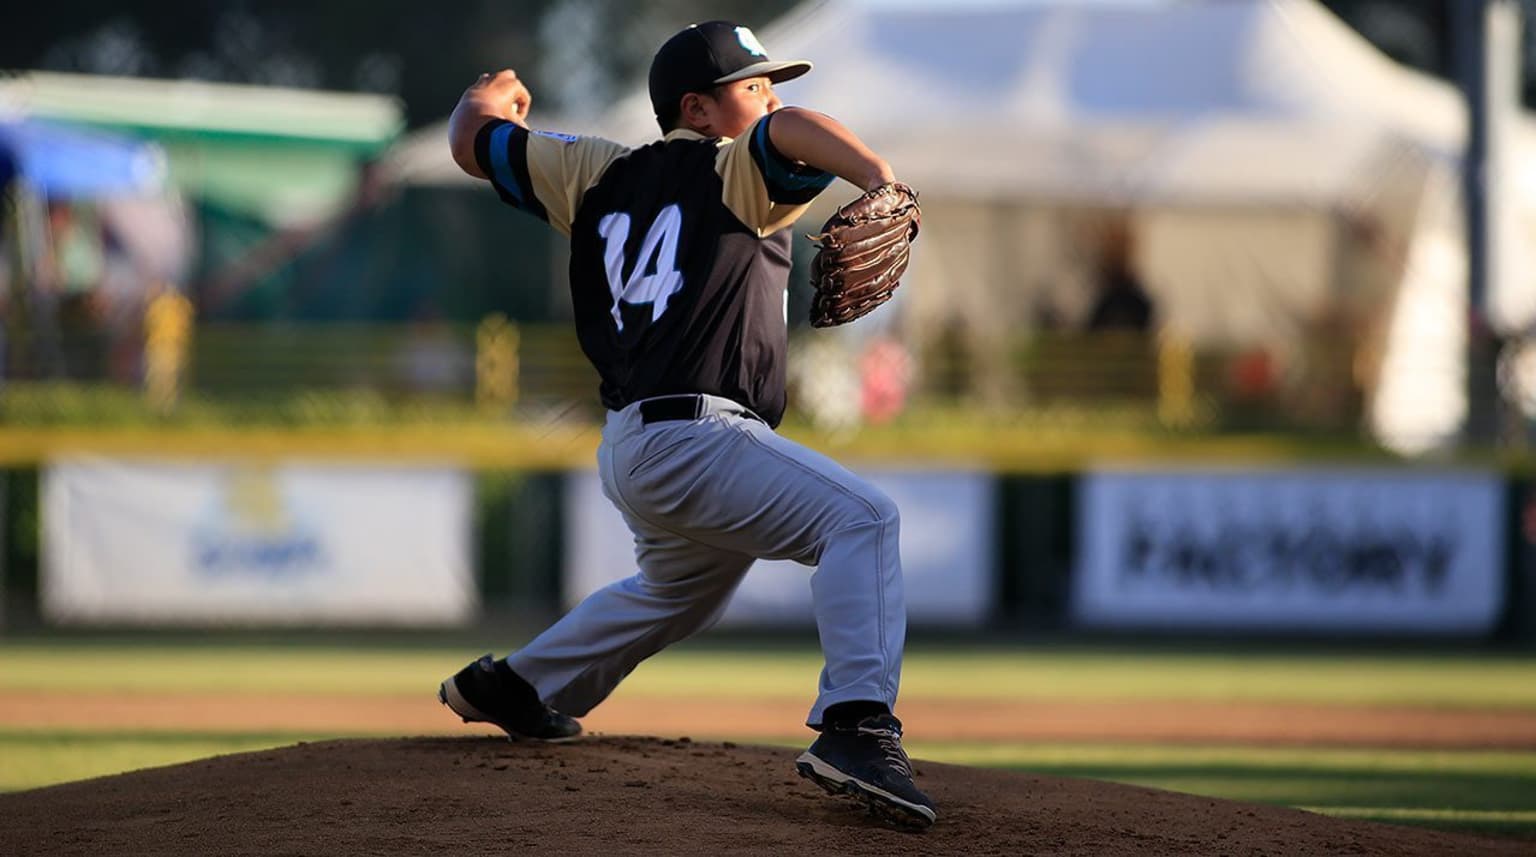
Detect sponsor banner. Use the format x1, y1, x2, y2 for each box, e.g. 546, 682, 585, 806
43, 459, 475, 625
1073, 470, 1505, 633
565, 470, 993, 627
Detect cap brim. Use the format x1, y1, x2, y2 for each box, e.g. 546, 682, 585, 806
715, 59, 813, 86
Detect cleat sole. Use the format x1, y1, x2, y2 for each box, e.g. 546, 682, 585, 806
437, 677, 583, 743
796, 755, 935, 831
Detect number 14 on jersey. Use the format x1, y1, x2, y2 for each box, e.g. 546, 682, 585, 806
598, 204, 685, 333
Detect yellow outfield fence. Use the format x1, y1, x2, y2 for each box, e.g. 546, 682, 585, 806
0, 423, 1386, 471
1, 317, 1516, 470
15, 316, 1360, 419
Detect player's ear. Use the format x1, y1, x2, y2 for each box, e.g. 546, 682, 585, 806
679, 92, 710, 132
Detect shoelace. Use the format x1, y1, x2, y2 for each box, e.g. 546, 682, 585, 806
859, 724, 914, 779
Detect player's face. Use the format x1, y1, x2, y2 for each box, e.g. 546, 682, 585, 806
699, 77, 781, 138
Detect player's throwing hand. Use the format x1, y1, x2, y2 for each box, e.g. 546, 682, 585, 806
466, 69, 532, 125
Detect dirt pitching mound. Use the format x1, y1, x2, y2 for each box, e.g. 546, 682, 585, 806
0, 736, 1524, 857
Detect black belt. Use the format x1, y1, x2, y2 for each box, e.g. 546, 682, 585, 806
638, 395, 764, 426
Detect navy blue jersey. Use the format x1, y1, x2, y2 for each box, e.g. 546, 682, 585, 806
474, 112, 832, 426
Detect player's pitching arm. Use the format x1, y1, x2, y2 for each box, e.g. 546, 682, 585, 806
445, 72, 628, 237
765, 107, 896, 193
757, 107, 919, 328
448, 70, 533, 180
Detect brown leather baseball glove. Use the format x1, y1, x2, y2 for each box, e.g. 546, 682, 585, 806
806, 182, 921, 327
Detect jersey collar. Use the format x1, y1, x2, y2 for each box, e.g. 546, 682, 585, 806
664, 127, 739, 145
664, 128, 710, 142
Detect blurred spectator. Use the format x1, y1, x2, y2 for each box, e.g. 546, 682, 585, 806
45, 200, 107, 313
1086, 219, 1153, 333
1226, 348, 1279, 401
788, 335, 860, 434
0, 148, 12, 378
0, 143, 13, 230
859, 337, 913, 425
1, 146, 14, 307
41, 198, 185, 383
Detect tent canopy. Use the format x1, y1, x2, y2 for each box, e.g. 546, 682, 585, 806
589, 0, 1478, 206
392, 0, 1481, 206
2, 72, 406, 225
390, 0, 1536, 209
0, 72, 403, 152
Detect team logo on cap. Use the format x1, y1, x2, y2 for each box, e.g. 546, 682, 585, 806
735, 26, 767, 57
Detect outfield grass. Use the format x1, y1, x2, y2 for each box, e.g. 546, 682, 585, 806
4, 643, 1535, 707
0, 730, 317, 793
919, 743, 1536, 840
2, 642, 1533, 840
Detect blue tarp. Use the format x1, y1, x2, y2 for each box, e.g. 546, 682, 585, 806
0, 120, 165, 198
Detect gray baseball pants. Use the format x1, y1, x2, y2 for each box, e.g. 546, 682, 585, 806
507, 394, 905, 727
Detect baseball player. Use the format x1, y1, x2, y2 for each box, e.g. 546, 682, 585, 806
437, 21, 935, 829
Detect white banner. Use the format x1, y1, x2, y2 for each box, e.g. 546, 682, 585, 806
564, 469, 993, 627
43, 459, 475, 625
1073, 469, 1505, 633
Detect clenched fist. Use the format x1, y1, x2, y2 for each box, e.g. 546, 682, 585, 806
465, 69, 532, 125
448, 69, 534, 179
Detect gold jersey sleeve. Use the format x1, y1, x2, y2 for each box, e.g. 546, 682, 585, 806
522, 131, 631, 237
714, 114, 831, 238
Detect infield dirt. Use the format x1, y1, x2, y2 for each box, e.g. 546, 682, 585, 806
0, 735, 1527, 857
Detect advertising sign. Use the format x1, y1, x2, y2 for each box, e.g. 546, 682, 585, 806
565, 469, 994, 627
1073, 470, 1505, 633
43, 459, 475, 625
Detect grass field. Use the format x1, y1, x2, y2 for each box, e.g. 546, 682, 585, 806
2, 640, 1533, 840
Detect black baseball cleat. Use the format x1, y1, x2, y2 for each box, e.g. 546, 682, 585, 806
438, 654, 582, 742
796, 713, 937, 830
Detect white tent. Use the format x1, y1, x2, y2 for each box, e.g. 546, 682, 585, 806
387, 0, 1536, 452
599, 0, 1532, 452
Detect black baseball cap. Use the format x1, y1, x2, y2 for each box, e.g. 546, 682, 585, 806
648, 21, 812, 126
